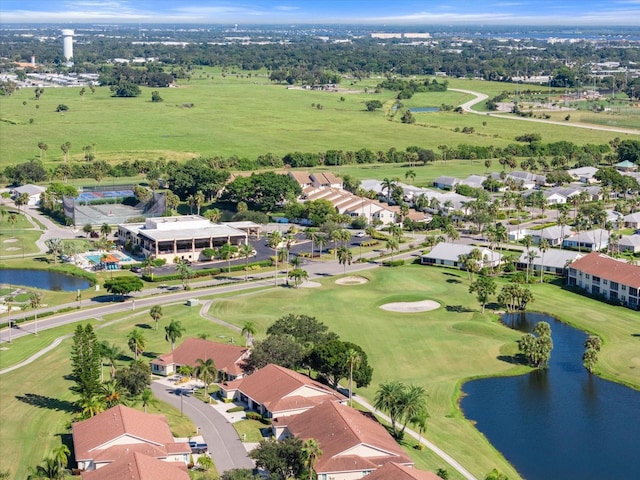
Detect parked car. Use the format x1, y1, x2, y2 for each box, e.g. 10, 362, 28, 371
355, 232, 365, 238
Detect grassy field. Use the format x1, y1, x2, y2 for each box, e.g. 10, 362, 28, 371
0, 72, 631, 169
208, 265, 640, 479
0, 210, 43, 256
1, 262, 639, 478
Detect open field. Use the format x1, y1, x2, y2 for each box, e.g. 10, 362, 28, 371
0, 72, 632, 169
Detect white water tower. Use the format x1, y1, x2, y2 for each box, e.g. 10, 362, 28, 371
61, 29, 74, 65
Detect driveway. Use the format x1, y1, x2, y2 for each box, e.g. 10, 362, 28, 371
151, 381, 254, 473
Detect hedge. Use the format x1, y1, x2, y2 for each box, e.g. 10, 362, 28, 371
226, 406, 245, 413
142, 260, 273, 283
382, 259, 405, 267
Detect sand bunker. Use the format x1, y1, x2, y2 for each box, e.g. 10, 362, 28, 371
3, 238, 18, 243
5, 247, 20, 251
300, 281, 322, 288
380, 300, 440, 313
335, 276, 369, 285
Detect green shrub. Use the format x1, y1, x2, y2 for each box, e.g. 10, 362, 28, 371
227, 406, 245, 413
382, 259, 405, 267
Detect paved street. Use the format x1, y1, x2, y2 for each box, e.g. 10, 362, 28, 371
151, 381, 255, 473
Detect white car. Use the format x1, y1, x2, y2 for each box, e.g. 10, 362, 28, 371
355, 232, 366, 238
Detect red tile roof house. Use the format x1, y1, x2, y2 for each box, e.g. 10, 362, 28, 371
219, 363, 346, 420
81, 450, 189, 480
364, 461, 442, 480
568, 251, 640, 310
150, 337, 249, 380
279, 400, 414, 480
72, 405, 191, 473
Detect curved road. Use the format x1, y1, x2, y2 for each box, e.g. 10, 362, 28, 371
451, 88, 640, 136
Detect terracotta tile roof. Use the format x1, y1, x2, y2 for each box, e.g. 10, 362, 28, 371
285, 400, 412, 474
72, 405, 176, 462
365, 462, 442, 480
570, 252, 640, 288
288, 171, 313, 185
236, 364, 345, 415
92, 444, 168, 464
151, 338, 248, 377
82, 451, 189, 480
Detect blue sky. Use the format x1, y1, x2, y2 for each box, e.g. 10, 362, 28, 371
1, 0, 640, 25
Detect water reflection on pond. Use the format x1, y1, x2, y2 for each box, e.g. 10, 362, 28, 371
461, 312, 640, 480
0, 269, 91, 292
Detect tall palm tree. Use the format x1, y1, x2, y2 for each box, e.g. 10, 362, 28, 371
241, 321, 257, 347
176, 260, 193, 290
7, 213, 18, 238
410, 407, 429, 448
194, 190, 205, 215
101, 380, 122, 407
315, 234, 328, 257
186, 194, 195, 214
100, 342, 123, 380
127, 328, 146, 360
381, 177, 397, 204
404, 169, 416, 184
217, 242, 238, 273
526, 249, 538, 283
302, 439, 323, 480
373, 380, 406, 437
140, 388, 154, 413
268, 230, 283, 286
283, 234, 296, 285
399, 385, 428, 437
194, 358, 217, 399
27, 456, 69, 480
239, 243, 254, 282
386, 238, 399, 261
305, 230, 319, 258
51, 444, 70, 474
100, 223, 112, 238
337, 246, 353, 274
346, 348, 361, 407
329, 229, 342, 259
164, 320, 186, 351
149, 305, 163, 331
28, 292, 42, 335
539, 239, 550, 283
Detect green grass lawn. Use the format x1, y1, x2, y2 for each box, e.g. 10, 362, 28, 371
2, 263, 638, 479
0, 74, 630, 169
208, 265, 640, 479
0, 211, 43, 256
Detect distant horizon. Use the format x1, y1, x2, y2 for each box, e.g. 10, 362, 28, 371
1, 0, 640, 27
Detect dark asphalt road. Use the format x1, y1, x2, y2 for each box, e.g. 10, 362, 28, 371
151, 382, 255, 473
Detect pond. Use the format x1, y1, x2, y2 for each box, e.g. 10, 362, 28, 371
461, 312, 640, 480
0, 269, 91, 292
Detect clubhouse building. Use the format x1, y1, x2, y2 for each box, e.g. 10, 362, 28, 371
117, 215, 252, 262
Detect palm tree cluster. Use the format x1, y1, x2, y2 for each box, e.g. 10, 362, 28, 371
373, 380, 428, 440
518, 321, 553, 369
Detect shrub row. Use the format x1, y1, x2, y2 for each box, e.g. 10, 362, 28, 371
382, 259, 405, 267
245, 411, 272, 424
142, 260, 272, 282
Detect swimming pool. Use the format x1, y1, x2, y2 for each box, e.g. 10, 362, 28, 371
84, 252, 134, 264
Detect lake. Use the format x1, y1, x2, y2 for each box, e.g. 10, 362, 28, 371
461, 312, 640, 480
0, 269, 91, 292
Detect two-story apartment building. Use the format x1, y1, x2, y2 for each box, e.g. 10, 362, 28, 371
567, 252, 640, 310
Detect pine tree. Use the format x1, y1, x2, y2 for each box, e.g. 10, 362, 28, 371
70, 324, 102, 401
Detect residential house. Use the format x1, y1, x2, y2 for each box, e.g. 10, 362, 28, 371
623, 212, 640, 230
567, 166, 599, 183
530, 225, 573, 247
72, 405, 191, 472
563, 229, 610, 251
433, 176, 460, 190
460, 175, 486, 189
421, 242, 502, 269
619, 235, 640, 254
150, 338, 249, 380
81, 451, 189, 480
288, 171, 315, 189
281, 400, 414, 480
310, 172, 343, 189
509, 171, 547, 187
568, 252, 640, 310
10, 184, 47, 206
517, 248, 583, 275
218, 364, 346, 419
364, 462, 442, 480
